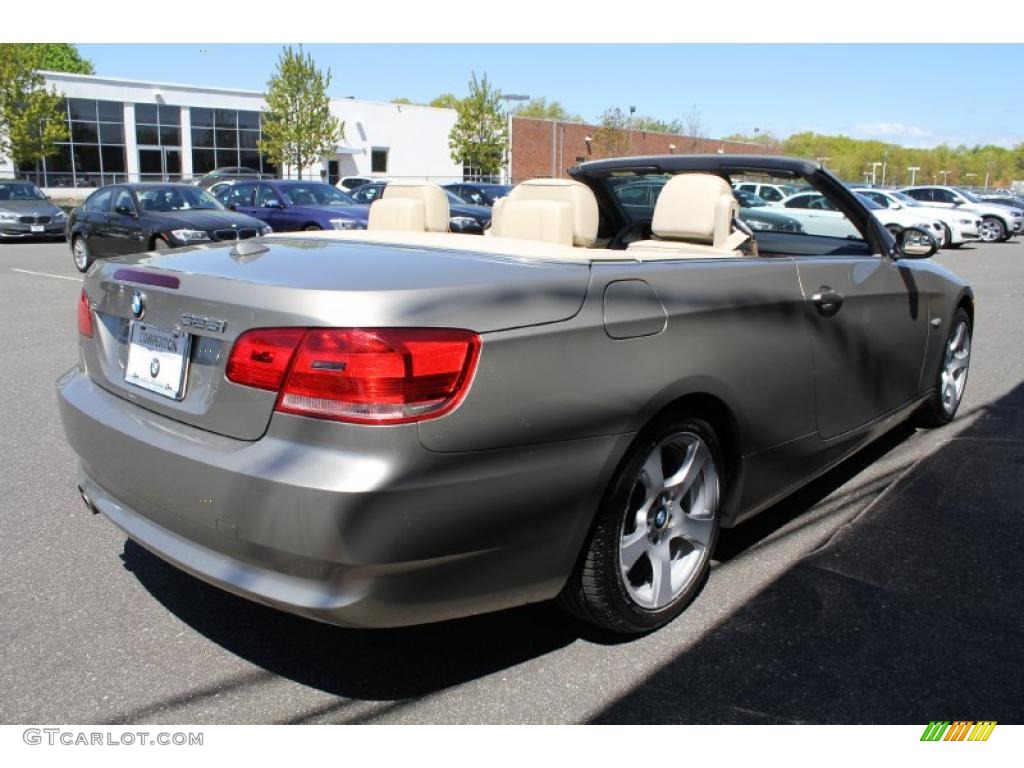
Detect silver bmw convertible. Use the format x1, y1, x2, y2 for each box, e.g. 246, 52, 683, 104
58, 155, 973, 634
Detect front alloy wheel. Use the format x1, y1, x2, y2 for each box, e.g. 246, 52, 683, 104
560, 416, 723, 634
915, 308, 972, 428
979, 217, 1006, 242
72, 236, 92, 273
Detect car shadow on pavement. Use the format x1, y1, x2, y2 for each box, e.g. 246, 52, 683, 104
117, 417, 925, 712
588, 383, 1024, 723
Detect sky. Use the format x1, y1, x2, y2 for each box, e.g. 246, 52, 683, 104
76, 44, 1023, 149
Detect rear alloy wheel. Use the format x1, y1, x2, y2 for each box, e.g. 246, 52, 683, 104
303, 224, 321, 231
915, 308, 972, 428
71, 236, 92, 273
560, 416, 723, 634
979, 216, 1006, 243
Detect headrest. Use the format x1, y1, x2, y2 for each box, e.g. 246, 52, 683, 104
651, 173, 739, 249
368, 198, 430, 231
506, 179, 598, 247
379, 182, 449, 232
495, 199, 574, 246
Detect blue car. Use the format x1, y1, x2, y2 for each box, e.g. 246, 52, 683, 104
216, 179, 368, 231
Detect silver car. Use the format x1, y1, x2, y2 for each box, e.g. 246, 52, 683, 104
58, 156, 973, 635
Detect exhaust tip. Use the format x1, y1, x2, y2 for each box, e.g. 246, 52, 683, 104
78, 485, 99, 515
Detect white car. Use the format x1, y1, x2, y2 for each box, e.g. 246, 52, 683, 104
854, 188, 981, 248
899, 185, 1022, 242
776, 191, 944, 243
732, 181, 802, 205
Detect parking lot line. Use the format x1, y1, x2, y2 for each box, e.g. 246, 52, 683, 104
10, 268, 82, 282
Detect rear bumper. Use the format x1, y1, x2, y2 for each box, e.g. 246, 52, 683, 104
58, 367, 626, 627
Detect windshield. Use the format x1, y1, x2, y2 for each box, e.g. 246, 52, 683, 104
954, 188, 983, 203
734, 189, 767, 208
0, 182, 46, 202
890, 191, 920, 206
446, 190, 467, 205
136, 186, 223, 211
855, 193, 883, 211
280, 183, 356, 206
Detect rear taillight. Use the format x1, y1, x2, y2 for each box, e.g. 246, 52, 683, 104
226, 328, 306, 391
226, 327, 481, 425
78, 288, 93, 337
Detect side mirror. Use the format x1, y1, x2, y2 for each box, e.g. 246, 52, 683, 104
896, 227, 938, 259
264, 199, 282, 209
114, 204, 136, 217
888, 202, 902, 210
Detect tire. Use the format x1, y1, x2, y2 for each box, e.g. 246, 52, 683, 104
303, 224, 321, 231
71, 235, 93, 273
559, 415, 724, 634
940, 223, 954, 249
152, 236, 170, 250
914, 308, 972, 428
979, 216, 1006, 243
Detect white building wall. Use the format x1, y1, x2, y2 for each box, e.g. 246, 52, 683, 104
0, 71, 459, 193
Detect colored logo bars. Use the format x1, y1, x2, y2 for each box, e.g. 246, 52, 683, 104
920, 721, 997, 742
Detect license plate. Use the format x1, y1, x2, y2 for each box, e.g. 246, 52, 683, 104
30, 225, 44, 232
124, 322, 191, 400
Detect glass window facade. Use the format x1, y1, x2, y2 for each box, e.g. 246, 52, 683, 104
191, 108, 276, 178
135, 103, 182, 181
22, 99, 127, 188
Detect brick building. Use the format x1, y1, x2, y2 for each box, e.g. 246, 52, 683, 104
509, 116, 776, 184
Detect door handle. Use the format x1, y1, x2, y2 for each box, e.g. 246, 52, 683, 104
811, 286, 845, 316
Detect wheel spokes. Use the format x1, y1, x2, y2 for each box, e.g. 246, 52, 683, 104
619, 528, 648, 573
664, 440, 709, 500
649, 541, 676, 607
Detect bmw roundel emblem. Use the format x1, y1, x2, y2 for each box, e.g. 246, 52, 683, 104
131, 289, 146, 319
150, 358, 160, 378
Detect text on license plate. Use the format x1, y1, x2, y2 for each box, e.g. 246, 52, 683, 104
124, 321, 191, 400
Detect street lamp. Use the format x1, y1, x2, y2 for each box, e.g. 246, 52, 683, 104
870, 162, 883, 186
816, 156, 830, 169
940, 169, 950, 185
500, 93, 530, 184
907, 166, 920, 186
964, 172, 977, 190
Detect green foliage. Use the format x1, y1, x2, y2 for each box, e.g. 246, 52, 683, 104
755, 130, 1022, 187
594, 107, 631, 156
631, 115, 683, 134
13, 43, 94, 74
391, 97, 414, 105
448, 73, 507, 174
514, 97, 582, 123
259, 46, 343, 180
0, 45, 69, 169
430, 93, 462, 110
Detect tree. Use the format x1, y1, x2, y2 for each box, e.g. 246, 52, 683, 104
631, 116, 683, 134
12, 43, 94, 74
681, 104, 707, 152
430, 93, 462, 110
514, 97, 582, 123
593, 107, 631, 157
391, 97, 414, 105
448, 72, 507, 176
259, 46, 343, 180
0, 45, 69, 170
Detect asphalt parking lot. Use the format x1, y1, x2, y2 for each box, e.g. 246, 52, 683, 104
1, 238, 1022, 725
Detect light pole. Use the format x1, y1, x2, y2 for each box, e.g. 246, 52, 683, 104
870, 162, 883, 186
500, 93, 530, 184
816, 156, 830, 169
964, 173, 977, 190
881, 149, 888, 186
863, 171, 872, 184
940, 169, 950, 185
907, 166, 920, 186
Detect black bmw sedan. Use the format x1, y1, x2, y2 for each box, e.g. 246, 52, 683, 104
68, 183, 271, 272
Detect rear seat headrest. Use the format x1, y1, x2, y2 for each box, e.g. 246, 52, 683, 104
502, 179, 598, 247
651, 173, 739, 249
368, 182, 450, 232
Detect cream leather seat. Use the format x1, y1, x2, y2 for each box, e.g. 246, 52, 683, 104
490, 179, 598, 248
627, 173, 749, 257
368, 182, 450, 232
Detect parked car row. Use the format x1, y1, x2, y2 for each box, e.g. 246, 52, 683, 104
0, 180, 68, 240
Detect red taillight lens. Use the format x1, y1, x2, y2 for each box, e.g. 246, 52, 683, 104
225, 328, 306, 391
78, 288, 93, 337
277, 328, 481, 424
